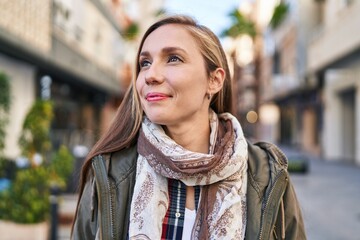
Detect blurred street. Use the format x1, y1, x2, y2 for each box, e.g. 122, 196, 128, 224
290, 153, 360, 240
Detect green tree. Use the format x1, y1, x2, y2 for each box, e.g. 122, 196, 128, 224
269, 2, 289, 29
0, 166, 50, 223
221, 9, 256, 39
0, 99, 74, 223
18, 99, 53, 163
0, 72, 11, 158
49, 145, 74, 188
121, 21, 140, 41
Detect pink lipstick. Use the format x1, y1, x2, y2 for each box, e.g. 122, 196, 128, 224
145, 93, 170, 102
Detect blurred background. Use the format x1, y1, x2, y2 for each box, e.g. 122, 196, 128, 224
0, 0, 359, 239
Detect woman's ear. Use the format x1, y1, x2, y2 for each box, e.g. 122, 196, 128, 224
209, 68, 225, 95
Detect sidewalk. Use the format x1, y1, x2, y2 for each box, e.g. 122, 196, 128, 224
287, 149, 360, 240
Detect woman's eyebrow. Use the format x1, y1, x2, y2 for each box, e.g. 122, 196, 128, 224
139, 47, 187, 58
161, 47, 187, 55
139, 51, 150, 58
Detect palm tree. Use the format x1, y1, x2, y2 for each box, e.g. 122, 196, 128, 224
269, 2, 289, 29
221, 9, 256, 39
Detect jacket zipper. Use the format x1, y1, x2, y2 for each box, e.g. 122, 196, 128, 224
108, 177, 117, 239
92, 155, 115, 240
107, 176, 115, 239
258, 170, 288, 240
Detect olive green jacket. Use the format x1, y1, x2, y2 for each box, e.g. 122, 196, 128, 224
72, 142, 306, 240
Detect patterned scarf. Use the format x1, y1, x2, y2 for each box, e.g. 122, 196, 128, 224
129, 111, 248, 239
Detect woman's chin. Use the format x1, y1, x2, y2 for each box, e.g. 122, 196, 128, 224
145, 114, 169, 125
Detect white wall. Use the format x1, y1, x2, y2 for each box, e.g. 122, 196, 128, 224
0, 54, 36, 159
323, 68, 360, 165
308, 1, 360, 73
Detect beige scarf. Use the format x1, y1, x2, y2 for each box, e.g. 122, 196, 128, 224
129, 111, 248, 239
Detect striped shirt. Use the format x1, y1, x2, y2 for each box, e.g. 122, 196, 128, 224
161, 179, 200, 240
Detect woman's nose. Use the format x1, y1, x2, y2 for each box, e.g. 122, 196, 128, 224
145, 63, 164, 85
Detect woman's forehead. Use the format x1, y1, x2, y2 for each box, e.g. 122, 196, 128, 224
141, 24, 198, 52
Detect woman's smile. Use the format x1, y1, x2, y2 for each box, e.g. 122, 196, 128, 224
145, 92, 171, 102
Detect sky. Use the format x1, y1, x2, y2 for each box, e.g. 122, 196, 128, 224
164, 0, 241, 37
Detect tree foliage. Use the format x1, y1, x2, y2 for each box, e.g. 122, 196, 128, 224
49, 145, 74, 188
0, 99, 74, 223
0, 145, 74, 223
18, 100, 53, 162
0, 72, 11, 156
122, 22, 139, 41
269, 2, 289, 29
221, 9, 256, 39
0, 166, 50, 223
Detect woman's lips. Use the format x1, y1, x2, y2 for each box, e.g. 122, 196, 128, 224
145, 93, 170, 102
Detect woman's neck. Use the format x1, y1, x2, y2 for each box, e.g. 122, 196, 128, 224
164, 120, 210, 154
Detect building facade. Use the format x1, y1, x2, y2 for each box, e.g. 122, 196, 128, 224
0, 0, 164, 160
254, 0, 360, 165
257, 0, 323, 156
308, 0, 360, 165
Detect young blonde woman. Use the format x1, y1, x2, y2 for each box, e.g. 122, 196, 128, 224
72, 15, 306, 240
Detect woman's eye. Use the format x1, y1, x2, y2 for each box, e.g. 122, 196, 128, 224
140, 60, 151, 68
168, 55, 182, 63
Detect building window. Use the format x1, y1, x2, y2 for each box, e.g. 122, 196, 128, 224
273, 50, 281, 74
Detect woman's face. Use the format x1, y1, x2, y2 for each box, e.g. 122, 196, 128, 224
136, 24, 211, 127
